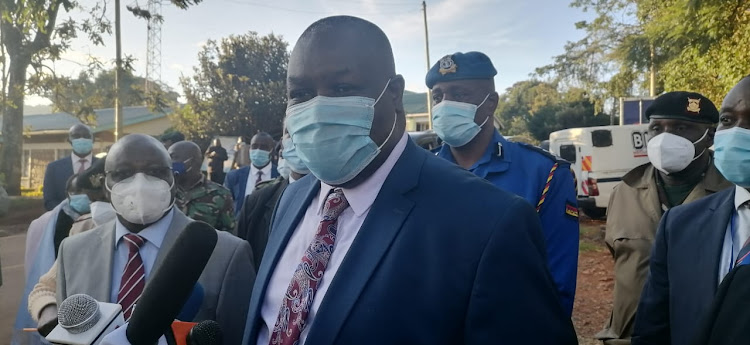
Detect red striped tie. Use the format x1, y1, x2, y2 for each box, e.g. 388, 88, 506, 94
118, 233, 146, 320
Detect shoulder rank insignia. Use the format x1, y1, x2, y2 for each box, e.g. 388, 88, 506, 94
565, 203, 579, 218
439, 55, 457, 75
687, 97, 701, 113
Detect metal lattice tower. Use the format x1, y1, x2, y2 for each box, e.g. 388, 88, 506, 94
145, 0, 162, 93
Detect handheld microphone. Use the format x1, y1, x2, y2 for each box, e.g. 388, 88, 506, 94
45, 294, 125, 345
186, 321, 222, 345
125, 221, 217, 345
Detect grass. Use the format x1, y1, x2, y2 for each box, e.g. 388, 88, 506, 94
579, 220, 605, 253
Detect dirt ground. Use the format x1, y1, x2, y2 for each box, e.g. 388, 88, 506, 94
0, 198, 615, 344
574, 218, 614, 345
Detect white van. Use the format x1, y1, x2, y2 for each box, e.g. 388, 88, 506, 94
549, 124, 651, 218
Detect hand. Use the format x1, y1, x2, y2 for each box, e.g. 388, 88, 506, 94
37, 304, 58, 337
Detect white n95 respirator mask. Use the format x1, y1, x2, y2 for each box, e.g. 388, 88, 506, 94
647, 130, 708, 174
106, 173, 174, 224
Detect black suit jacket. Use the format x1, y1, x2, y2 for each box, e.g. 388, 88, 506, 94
633, 188, 735, 345
236, 176, 288, 271
692, 263, 750, 345
43, 156, 98, 210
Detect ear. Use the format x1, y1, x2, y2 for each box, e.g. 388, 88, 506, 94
389, 75, 406, 115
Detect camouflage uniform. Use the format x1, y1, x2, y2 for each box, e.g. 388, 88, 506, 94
175, 177, 236, 234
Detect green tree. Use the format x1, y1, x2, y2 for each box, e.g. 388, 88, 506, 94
495, 80, 610, 141
42, 68, 180, 123
174, 32, 289, 141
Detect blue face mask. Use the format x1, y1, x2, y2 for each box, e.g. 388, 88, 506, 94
431, 94, 491, 147
71, 138, 93, 155
277, 158, 291, 179
250, 149, 271, 167
285, 79, 396, 185
69, 194, 91, 214
714, 127, 750, 187
281, 137, 310, 175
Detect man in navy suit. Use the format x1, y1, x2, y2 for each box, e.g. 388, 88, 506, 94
225, 132, 278, 216
43, 124, 97, 210
632, 76, 750, 345
242, 16, 577, 345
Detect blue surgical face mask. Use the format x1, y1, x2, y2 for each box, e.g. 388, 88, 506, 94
285, 79, 396, 185
250, 149, 271, 167
71, 138, 93, 155
277, 158, 291, 179
281, 137, 310, 175
714, 127, 750, 187
69, 194, 91, 214
431, 94, 491, 147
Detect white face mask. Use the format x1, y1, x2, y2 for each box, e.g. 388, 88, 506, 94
106, 173, 174, 225
647, 129, 708, 174
90, 201, 116, 226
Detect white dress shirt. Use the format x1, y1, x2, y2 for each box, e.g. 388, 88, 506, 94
245, 164, 273, 198
71, 153, 93, 173
718, 186, 750, 283
257, 133, 408, 345
110, 208, 175, 303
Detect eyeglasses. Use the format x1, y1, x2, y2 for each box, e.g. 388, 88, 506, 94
105, 167, 173, 183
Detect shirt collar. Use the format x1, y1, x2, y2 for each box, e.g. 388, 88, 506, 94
436, 130, 508, 169
288, 175, 297, 184
251, 163, 272, 178
735, 186, 750, 210
114, 208, 175, 249
317, 132, 409, 217
71, 152, 93, 163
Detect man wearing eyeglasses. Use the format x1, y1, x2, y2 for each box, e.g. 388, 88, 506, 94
55, 134, 255, 344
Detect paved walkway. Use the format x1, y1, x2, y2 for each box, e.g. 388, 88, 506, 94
0, 233, 26, 344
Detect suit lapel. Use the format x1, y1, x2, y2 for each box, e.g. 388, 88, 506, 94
91, 222, 116, 302
246, 177, 320, 338
699, 188, 736, 295
305, 141, 423, 345
238, 166, 249, 198
153, 210, 191, 272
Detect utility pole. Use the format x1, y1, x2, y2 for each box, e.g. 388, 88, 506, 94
114, 0, 123, 141
649, 43, 655, 97
422, 1, 432, 130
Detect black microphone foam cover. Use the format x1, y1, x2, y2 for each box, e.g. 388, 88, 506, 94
126, 221, 218, 345
187, 320, 223, 345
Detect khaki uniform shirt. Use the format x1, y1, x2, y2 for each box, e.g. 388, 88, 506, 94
596, 159, 732, 345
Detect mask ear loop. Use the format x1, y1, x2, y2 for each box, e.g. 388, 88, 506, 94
691, 128, 710, 161
476, 93, 493, 128
373, 77, 398, 151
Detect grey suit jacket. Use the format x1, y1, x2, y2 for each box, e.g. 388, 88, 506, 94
56, 209, 256, 345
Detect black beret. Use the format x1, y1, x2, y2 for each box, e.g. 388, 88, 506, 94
77, 155, 106, 190
425, 52, 497, 89
646, 91, 719, 124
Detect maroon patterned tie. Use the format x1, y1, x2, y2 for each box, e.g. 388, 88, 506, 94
118, 233, 146, 320
256, 171, 264, 185
269, 188, 349, 345
77, 159, 87, 174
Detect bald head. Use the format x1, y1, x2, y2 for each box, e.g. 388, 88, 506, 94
250, 132, 274, 151
169, 141, 202, 163
69, 124, 92, 139
105, 134, 171, 177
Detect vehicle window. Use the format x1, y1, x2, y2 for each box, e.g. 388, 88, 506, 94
592, 130, 613, 147
560, 144, 577, 163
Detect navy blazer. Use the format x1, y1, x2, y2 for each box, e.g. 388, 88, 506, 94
43, 156, 98, 211
225, 164, 278, 217
242, 140, 577, 345
633, 187, 735, 345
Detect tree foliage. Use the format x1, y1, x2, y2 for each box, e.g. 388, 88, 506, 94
174, 32, 289, 141
538, 0, 750, 110
41, 68, 180, 124
495, 80, 611, 141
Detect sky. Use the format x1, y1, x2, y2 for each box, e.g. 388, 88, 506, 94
27, 0, 593, 105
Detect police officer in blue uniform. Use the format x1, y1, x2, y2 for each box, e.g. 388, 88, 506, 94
426, 51, 579, 316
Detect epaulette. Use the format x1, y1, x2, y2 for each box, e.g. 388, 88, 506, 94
516, 142, 571, 166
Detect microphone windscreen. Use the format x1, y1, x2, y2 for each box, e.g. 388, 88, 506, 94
57, 294, 101, 334
176, 283, 204, 321
126, 221, 218, 345
187, 320, 223, 345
